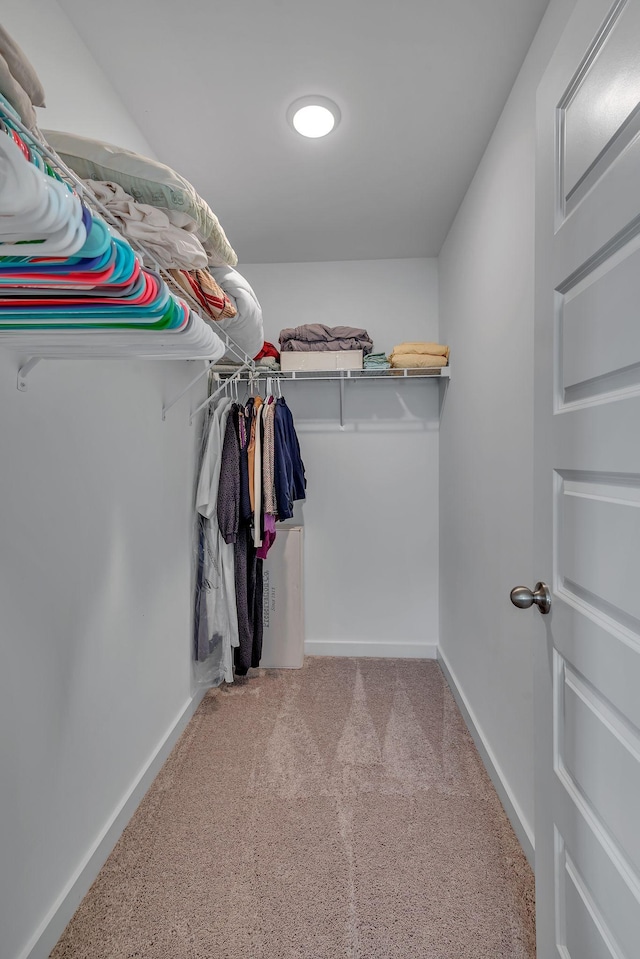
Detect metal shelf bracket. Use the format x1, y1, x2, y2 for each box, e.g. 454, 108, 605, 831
162, 360, 213, 421
17, 357, 41, 391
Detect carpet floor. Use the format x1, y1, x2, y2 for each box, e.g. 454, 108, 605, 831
51, 658, 536, 958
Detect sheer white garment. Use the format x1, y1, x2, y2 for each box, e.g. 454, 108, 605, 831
195, 396, 238, 685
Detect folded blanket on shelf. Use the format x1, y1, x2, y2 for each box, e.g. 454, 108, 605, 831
87, 180, 208, 271
169, 268, 237, 321
391, 341, 450, 360
363, 352, 390, 369
209, 358, 280, 373
212, 359, 243, 368
390, 353, 448, 369
43, 129, 238, 266
280, 324, 373, 355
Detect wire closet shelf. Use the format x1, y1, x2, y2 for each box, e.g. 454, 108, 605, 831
210, 367, 451, 382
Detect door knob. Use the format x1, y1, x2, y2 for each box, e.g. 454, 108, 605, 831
510, 582, 551, 614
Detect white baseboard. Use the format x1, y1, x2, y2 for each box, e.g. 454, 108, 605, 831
437, 648, 535, 868
305, 639, 438, 659
21, 689, 207, 959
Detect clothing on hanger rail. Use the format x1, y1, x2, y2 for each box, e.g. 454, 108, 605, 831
196, 379, 306, 684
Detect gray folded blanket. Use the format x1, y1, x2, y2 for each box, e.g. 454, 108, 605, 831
279, 323, 373, 355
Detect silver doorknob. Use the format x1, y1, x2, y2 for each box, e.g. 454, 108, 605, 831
510, 582, 551, 614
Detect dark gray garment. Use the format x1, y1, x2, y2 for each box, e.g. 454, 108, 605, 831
217, 406, 263, 677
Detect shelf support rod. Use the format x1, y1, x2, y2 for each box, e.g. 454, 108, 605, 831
17, 357, 41, 391
339, 373, 345, 429
162, 361, 212, 420
189, 361, 251, 425
439, 374, 451, 417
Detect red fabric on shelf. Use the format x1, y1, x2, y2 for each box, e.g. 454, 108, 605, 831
254, 341, 280, 361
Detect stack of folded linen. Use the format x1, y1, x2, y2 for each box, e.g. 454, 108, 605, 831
0, 26, 46, 132
43, 129, 238, 267
389, 342, 450, 369
363, 352, 390, 370
280, 324, 373, 354
86, 180, 209, 271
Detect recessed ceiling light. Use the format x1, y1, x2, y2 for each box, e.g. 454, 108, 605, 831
287, 96, 341, 138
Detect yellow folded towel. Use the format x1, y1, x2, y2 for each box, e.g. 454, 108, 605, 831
390, 341, 450, 360
390, 353, 448, 369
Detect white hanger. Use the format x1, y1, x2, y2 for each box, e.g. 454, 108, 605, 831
0, 133, 86, 256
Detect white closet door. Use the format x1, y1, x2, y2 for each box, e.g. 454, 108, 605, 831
533, 1, 640, 956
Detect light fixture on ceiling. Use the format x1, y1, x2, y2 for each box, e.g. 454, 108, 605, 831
287, 96, 341, 138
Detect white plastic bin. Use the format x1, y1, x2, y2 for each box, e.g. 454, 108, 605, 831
260, 525, 304, 668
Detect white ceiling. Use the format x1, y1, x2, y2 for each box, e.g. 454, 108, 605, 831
57, 0, 549, 264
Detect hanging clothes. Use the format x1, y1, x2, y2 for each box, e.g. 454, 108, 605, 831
217, 404, 264, 676
247, 396, 261, 519
254, 394, 275, 559
252, 398, 264, 549
198, 383, 306, 679
274, 397, 306, 521
194, 396, 238, 685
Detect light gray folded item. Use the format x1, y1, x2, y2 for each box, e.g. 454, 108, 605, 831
86, 179, 208, 271
0, 53, 37, 130
0, 25, 46, 107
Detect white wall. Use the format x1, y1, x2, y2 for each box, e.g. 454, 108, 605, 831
0, 0, 155, 152
438, 0, 577, 861
0, 8, 202, 958
242, 259, 440, 658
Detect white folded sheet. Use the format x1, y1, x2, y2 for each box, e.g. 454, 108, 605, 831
209, 266, 265, 359
87, 179, 208, 271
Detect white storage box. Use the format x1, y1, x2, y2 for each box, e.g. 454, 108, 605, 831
261, 525, 304, 668
280, 350, 363, 372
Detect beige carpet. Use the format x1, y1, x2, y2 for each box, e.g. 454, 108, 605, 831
51, 658, 536, 958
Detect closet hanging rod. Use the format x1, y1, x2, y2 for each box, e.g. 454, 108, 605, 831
208, 366, 450, 428
0, 108, 256, 373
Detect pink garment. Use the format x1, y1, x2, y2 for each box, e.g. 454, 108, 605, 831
256, 514, 276, 560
